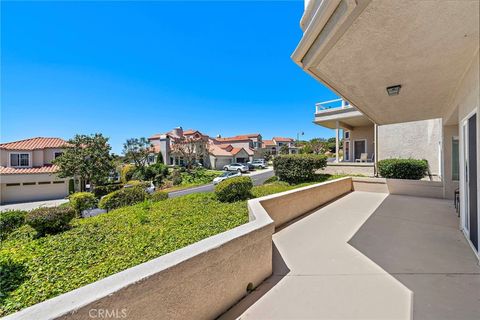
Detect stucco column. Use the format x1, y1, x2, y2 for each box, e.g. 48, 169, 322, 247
335, 121, 340, 163
374, 123, 378, 176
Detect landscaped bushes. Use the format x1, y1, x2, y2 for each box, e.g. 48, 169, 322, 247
273, 154, 327, 183
98, 187, 149, 211
181, 169, 221, 185
93, 183, 123, 199
25, 207, 75, 236
150, 191, 169, 202
69, 192, 98, 216
121, 164, 136, 183
0, 210, 26, 239
215, 176, 253, 202
263, 175, 278, 185
378, 158, 429, 180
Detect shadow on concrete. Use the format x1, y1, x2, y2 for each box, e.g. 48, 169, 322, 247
349, 194, 480, 320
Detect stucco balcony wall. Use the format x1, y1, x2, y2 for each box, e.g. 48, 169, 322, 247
4, 178, 353, 320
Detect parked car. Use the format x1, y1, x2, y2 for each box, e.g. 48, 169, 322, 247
213, 171, 242, 185
249, 159, 267, 169
244, 162, 255, 171
223, 163, 249, 173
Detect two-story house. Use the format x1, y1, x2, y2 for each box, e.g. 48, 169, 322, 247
262, 137, 298, 155
0, 137, 69, 204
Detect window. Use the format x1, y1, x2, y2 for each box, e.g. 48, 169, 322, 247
38, 181, 51, 185
452, 137, 459, 181
54, 152, 63, 159
23, 182, 36, 186
147, 155, 155, 163
10, 153, 30, 167
53, 181, 65, 184
6, 183, 20, 187
345, 131, 350, 140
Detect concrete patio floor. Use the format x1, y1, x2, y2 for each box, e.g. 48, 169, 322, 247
219, 192, 480, 320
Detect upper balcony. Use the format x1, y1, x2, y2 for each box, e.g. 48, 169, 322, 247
314, 98, 373, 130
293, 0, 479, 125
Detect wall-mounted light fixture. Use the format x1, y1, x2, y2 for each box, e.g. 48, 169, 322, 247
386, 85, 402, 96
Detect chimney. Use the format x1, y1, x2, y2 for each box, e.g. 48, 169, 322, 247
173, 126, 183, 137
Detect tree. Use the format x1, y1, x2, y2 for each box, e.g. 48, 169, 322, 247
156, 151, 164, 164
309, 138, 327, 154
170, 135, 209, 170
279, 144, 290, 155
54, 134, 114, 190
122, 138, 152, 173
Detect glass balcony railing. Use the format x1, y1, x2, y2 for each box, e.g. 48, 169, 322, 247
315, 98, 352, 113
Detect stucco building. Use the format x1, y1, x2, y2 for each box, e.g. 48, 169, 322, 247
314, 98, 443, 177
0, 137, 69, 204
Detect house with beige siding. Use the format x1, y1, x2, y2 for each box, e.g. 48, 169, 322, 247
0, 137, 69, 204
314, 98, 442, 177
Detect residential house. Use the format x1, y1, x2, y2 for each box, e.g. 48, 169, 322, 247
0, 137, 69, 204
262, 136, 298, 155
148, 128, 260, 169
148, 127, 210, 166
314, 98, 442, 177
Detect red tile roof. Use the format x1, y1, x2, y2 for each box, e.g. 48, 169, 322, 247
0, 137, 67, 151
215, 135, 251, 142
263, 140, 275, 146
0, 164, 60, 175
273, 137, 294, 142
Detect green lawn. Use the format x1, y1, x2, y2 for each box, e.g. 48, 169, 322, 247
0, 174, 346, 316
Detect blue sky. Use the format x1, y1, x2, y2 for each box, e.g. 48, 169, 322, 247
1, 1, 338, 154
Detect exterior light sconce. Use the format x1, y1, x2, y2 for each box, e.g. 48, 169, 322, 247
386, 85, 401, 96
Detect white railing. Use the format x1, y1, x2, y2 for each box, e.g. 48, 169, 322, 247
315, 98, 352, 113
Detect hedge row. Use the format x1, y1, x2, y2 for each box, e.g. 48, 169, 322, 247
377, 158, 429, 180
273, 154, 327, 183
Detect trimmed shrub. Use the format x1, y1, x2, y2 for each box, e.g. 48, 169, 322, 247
151, 191, 168, 202
0, 210, 26, 239
93, 183, 123, 199
69, 192, 98, 216
273, 154, 327, 183
378, 158, 429, 180
125, 180, 151, 188
170, 170, 183, 186
121, 164, 136, 183
98, 187, 149, 211
215, 176, 253, 203
26, 207, 75, 236
263, 175, 278, 185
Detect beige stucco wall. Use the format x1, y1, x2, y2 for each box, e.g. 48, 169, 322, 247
260, 177, 353, 228
378, 119, 443, 176
352, 177, 444, 199
346, 125, 374, 161
322, 163, 374, 176
44, 148, 63, 164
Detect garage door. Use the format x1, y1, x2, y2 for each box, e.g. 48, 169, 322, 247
1, 181, 68, 204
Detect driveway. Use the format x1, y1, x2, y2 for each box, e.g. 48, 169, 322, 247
0, 198, 69, 212
168, 168, 274, 198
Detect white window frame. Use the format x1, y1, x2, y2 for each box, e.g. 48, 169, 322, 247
9, 152, 32, 168
344, 131, 350, 140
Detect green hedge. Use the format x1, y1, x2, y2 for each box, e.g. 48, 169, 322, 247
69, 192, 98, 216
0, 210, 26, 239
273, 154, 327, 183
93, 183, 123, 199
98, 187, 149, 211
378, 158, 429, 180
25, 207, 75, 236
263, 175, 278, 185
151, 191, 168, 202
215, 176, 253, 202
